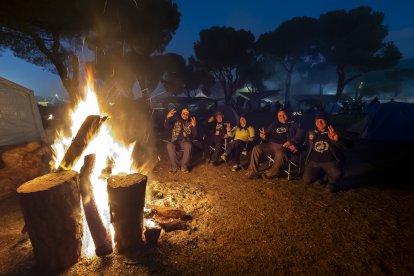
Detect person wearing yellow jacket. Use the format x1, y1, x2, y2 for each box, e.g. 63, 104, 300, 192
221, 115, 255, 171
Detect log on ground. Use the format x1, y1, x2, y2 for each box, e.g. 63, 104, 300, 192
146, 204, 192, 220
107, 173, 147, 253
17, 170, 83, 272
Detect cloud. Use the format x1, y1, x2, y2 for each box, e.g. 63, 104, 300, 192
387, 27, 414, 59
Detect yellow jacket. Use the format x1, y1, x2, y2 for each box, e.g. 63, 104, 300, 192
228, 126, 255, 142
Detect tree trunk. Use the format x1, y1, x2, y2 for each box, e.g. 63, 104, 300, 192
107, 173, 147, 253
284, 66, 294, 105
336, 66, 346, 102
17, 170, 83, 272
79, 154, 113, 257
319, 84, 324, 96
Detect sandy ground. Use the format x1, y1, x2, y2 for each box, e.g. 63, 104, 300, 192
1, 139, 414, 275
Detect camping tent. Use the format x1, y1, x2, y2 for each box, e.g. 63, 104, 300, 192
348, 102, 414, 141
0, 76, 45, 146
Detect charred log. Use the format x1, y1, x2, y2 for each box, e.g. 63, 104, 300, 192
79, 154, 113, 256
107, 173, 147, 253
58, 115, 107, 170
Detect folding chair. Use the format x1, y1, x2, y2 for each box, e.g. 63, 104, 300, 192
209, 138, 228, 155
267, 150, 303, 181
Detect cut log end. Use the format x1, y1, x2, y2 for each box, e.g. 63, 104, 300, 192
107, 173, 147, 188
17, 170, 78, 193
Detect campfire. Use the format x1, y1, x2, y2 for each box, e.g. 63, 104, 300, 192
16, 76, 149, 272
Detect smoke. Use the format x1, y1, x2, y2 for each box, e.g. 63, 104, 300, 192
100, 88, 157, 176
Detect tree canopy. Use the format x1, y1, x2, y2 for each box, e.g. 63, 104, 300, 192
194, 26, 255, 104
257, 17, 318, 104
318, 6, 402, 101
0, 0, 180, 104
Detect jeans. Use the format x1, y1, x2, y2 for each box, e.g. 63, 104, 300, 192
225, 139, 246, 165
303, 160, 343, 187
248, 142, 286, 175
166, 140, 192, 170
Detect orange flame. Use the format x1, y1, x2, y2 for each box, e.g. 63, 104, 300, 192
52, 75, 136, 257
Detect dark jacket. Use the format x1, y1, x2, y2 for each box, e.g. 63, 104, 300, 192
304, 129, 346, 164
164, 117, 197, 142
265, 120, 305, 147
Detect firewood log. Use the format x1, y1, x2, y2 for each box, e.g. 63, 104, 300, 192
107, 173, 147, 253
17, 171, 83, 272
79, 154, 113, 256
146, 204, 191, 220
58, 115, 107, 170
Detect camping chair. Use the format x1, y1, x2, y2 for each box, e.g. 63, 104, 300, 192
208, 138, 228, 160
267, 149, 303, 181
162, 139, 203, 162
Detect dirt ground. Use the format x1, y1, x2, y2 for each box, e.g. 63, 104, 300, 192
1, 137, 414, 275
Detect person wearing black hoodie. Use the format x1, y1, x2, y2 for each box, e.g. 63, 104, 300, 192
206, 111, 227, 165
303, 112, 345, 192
247, 109, 304, 179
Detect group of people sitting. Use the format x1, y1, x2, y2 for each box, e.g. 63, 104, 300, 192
164, 107, 347, 192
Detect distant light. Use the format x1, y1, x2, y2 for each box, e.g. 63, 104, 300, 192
47, 114, 54, 120
55, 93, 59, 98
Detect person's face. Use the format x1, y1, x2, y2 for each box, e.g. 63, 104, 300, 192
315, 119, 327, 132
240, 117, 247, 127
277, 111, 288, 124
216, 114, 223, 122
181, 111, 189, 120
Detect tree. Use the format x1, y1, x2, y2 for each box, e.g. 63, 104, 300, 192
194, 27, 255, 104
318, 6, 402, 101
89, 0, 180, 100
0, 0, 92, 102
0, 0, 180, 104
302, 61, 337, 96
257, 17, 318, 105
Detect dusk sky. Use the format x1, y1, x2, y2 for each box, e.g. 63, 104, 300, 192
1, 0, 413, 97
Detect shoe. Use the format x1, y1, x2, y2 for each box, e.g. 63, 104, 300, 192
220, 154, 227, 162
264, 172, 277, 179
246, 171, 260, 179
231, 164, 241, 171
169, 168, 178, 174
181, 167, 189, 173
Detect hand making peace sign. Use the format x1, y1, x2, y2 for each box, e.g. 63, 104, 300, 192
166, 108, 176, 119
328, 125, 339, 142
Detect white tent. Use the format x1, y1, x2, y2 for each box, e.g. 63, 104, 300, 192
0, 76, 45, 146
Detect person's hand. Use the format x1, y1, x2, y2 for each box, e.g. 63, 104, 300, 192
288, 145, 298, 153
166, 108, 176, 119
207, 116, 214, 123
328, 125, 339, 142
226, 123, 231, 132
259, 128, 266, 140
191, 117, 197, 127
282, 141, 291, 148
248, 137, 254, 142
224, 134, 229, 139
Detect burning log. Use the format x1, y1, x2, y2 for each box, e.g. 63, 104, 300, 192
58, 115, 107, 170
79, 154, 113, 256
17, 171, 83, 272
107, 173, 147, 253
